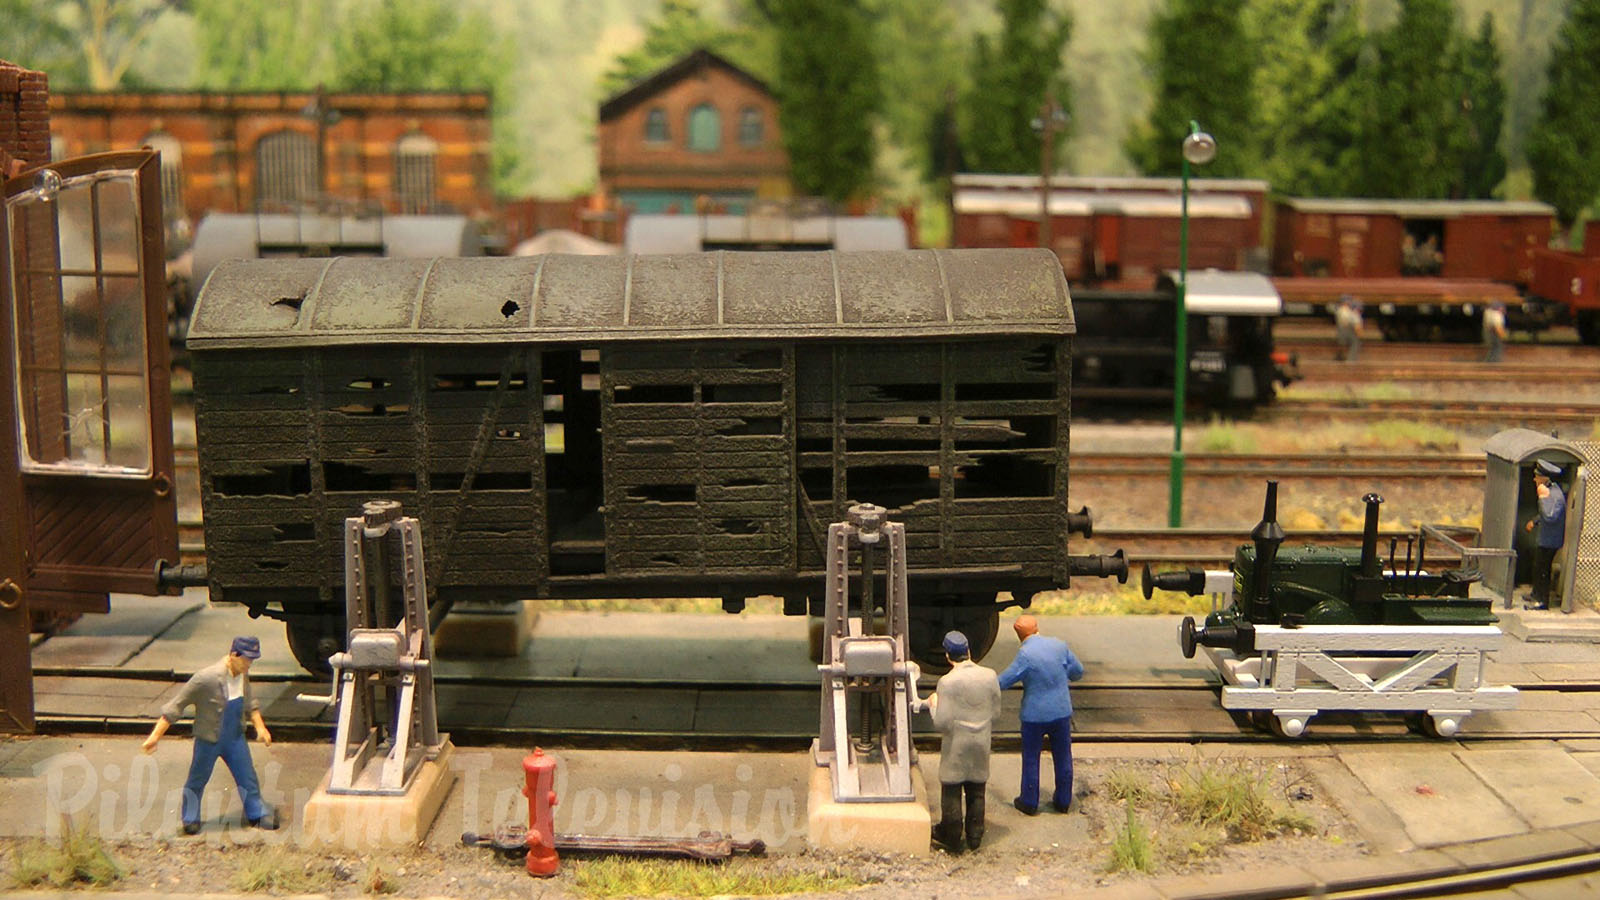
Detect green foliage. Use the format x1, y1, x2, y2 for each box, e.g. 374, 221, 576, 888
1353, 0, 1474, 198
1107, 806, 1155, 874
1195, 417, 1259, 453
0, 0, 87, 86
869, 0, 966, 189
765, 0, 880, 203
1105, 766, 1157, 805
331, 0, 503, 91
600, 1, 765, 97
1127, 0, 1256, 178
1245, 0, 1364, 195
1458, 13, 1508, 198
1167, 758, 1316, 842
1528, 0, 1600, 226
958, 0, 1072, 175
190, 0, 334, 90
9, 823, 123, 889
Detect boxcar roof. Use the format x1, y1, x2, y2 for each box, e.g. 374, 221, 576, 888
187, 249, 1073, 348
1277, 197, 1555, 218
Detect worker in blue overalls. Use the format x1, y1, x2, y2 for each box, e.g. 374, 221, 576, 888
1524, 459, 1567, 611
142, 636, 278, 834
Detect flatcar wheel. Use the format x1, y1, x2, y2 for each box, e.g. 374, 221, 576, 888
1268, 712, 1310, 739
286, 618, 340, 677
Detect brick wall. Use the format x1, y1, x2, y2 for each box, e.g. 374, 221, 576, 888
0, 59, 50, 177
49, 91, 494, 224
598, 57, 790, 204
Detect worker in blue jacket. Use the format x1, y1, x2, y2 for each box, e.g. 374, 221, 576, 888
142, 636, 277, 834
996, 615, 1083, 815
1524, 459, 1567, 610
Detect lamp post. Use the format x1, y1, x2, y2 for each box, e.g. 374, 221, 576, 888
1168, 121, 1216, 528
1030, 91, 1068, 251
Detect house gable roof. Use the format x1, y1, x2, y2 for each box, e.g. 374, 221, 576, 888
599, 48, 771, 122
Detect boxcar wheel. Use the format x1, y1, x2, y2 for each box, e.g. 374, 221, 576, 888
910, 605, 1000, 674
286, 618, 341, 676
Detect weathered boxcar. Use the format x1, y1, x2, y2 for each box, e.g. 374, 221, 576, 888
185, 249, 1122, 670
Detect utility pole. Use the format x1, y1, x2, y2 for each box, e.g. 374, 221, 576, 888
1031, 90, 1068, 251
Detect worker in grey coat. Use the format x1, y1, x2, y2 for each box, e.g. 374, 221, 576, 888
928, 631, 1002, 853
143, 636, 277, 834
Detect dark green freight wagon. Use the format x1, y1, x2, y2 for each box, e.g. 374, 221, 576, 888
186, 249, 1125, 672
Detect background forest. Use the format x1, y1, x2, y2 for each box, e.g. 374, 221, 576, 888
2, 0, 1594, 237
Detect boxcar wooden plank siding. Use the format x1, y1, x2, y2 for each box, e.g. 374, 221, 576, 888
186, 250, 1084, 665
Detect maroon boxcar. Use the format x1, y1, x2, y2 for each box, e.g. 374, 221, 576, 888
951, 174, 1268, 286
1272, 197, 1555, 283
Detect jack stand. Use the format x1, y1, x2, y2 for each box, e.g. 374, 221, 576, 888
808, 504, 930, 854
298, 500, 457, 847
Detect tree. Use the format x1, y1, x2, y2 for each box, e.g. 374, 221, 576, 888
1527, 0, 1600, 229
190, 0, 334, 90
601, 1, 762, 97
7, 0, 178, 89
761, 0, 880, 203
0, 1, 85, 86
957, 0, 1073, 175
1457, 13, 1508, 199
330, 0, 503, 92
1246, 0, 1361, 196
868, 0, 966, 186
1127, 0, 1256, 178
1350, 0, 1472, 198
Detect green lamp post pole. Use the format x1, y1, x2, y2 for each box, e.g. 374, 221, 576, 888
1169, 120, 1216, 528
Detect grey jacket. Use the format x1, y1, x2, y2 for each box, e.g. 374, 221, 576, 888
931, 660, 1002, 785
159, 658, 258, 743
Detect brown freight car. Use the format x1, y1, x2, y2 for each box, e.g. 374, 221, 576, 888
184, 249, 1126, 671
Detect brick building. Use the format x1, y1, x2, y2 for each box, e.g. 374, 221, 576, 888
48, 89, 495, 236
0, 59, 50, 177
598, 49, 791, 215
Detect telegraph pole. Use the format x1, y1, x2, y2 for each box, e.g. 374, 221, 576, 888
1031, 91, 1068, 251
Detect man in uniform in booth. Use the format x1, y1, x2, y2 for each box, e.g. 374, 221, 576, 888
1524, 459, 1567, 611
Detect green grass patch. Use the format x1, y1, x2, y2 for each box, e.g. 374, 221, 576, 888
569, 857, 863, 898
1106, 806, 1155, 874
1104, 766, 1156, 805
1361, 419, 1460, 451
1194, 418, 1259, 453
1166, 759, 1317, 842
229, 846, 335, 894
9, 824, 122, 889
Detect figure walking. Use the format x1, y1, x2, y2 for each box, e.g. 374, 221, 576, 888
1334, 295, 1362, 362
143, 636, 278, 834
1482, 301, 1507, 363
997, 615, 1083, 814
1524, 460, 1566, 611
927, 631, 1001, 853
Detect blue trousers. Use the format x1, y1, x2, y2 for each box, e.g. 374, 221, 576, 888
181, 698, 266, 824
1019, 716, 1073, 810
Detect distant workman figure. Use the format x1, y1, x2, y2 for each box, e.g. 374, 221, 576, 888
1482, 302, 1507, 363
997, 615, 1083, 815
927, 631, 1002, 853
142, 636, 278, 834
1524, 459, 1567, 610
1334, 295, 1362, 362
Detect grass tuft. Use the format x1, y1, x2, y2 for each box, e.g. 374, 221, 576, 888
1105, 766, 1156, 805
1023, 585, 1210, 617
9, 823, 123, 889
570, 857, 862, 899
1361, 419, 1460, 451
1106, 806, 1155, 874
364, 860, 399, 894
1166, 758, 1317, 843
1194, 418, 1259, 453
229, 846, 335, 894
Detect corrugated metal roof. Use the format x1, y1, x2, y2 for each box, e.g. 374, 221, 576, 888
186, 249, 1074, 349
1484, 428, 1584, 465
953, 173, 1271, 193
1278, 197, 1555, 217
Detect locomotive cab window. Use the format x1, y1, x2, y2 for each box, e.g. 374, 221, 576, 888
8, 168, 153, 475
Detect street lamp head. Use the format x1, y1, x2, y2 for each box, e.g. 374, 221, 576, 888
1182, 130, 1217, 166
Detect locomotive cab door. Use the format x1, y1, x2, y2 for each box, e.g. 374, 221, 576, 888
0, 150, 179, 732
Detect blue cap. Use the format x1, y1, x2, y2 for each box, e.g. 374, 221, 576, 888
942, 631, 969, 658
231, 635, 261, 659
1536, 459, 1561, 478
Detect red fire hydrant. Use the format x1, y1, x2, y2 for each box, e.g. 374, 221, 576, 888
522, 747, 559, 877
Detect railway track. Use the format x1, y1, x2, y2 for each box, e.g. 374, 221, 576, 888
1268, 396, 1600, 427
30, 669, 1600, 748
1293, 358, 1599, 383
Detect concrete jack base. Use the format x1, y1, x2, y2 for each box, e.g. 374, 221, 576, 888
433, 601, 535, 658
806, 764, 931, 856
299, 742, 457, 848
